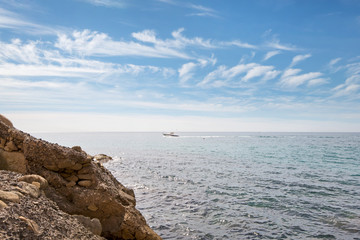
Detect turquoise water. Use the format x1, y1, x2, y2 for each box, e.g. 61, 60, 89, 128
34, 132, 360, 239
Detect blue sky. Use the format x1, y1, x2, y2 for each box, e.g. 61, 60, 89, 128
0, 0, 360, 132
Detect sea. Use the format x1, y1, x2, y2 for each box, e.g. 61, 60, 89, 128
33, 132, 360, 240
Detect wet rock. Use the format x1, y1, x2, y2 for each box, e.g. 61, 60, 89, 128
94, 154, 113, 163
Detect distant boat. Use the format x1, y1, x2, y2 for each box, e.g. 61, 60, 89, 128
163, 132, 179, 137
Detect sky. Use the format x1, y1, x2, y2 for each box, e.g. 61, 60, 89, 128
0, 0, 360, 132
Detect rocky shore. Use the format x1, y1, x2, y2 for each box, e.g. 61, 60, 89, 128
0, 114, 161, 240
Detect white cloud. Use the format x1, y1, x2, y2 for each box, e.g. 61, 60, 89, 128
131, 29, 157, 43
187, 4, 219, 18
80, 0, 127, 8
242, 65, 279, 82
263, 50, 281, 61
307, 78, 328, 87
221, 40, 258, 49
0, 7, 56, 35
332, 62, 360, 97
280, 68, 323, 88
55, 29, 191, 59
178, 62, 197, 84
290, 54, 311, 67
198, 63, 279, 87
266, 38, 298, 51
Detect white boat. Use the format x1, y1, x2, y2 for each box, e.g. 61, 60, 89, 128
162, 132, 179, 137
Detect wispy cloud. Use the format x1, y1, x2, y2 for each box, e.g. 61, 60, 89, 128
0, 7, 57, 35
221, 40, 258, 49
198, 63, 280, 87
332, 62, 360, 98
56, 29, 191, 59
279, 68, 324, 88
290, 54, 312, 67
187, 4, 219, 18
79, 0, 127, 8
263, 50, 281, 61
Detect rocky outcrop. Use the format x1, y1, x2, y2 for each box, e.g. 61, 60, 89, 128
0, 114, 161, 240
0, 170, 104, 239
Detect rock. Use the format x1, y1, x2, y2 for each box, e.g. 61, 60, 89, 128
0, 200, 8, 209
0, 170, 104, 240
19, 216, 41, 235
78, 180, 92, 187
0, 116, 162, 239
0, 114, 13, 128
66, 175, 79, 182
0, 190, 20, 203
32, 181, 41, 189
94, 154, 113, 163
78, 166, 92, 174
71, 163, 83, 171
88, 203, 98, 212
66, 181, 76, 188
73, 215, 102, 236
0, 149, 27, 173
0, 137, 5, 149
72, 146, 82, 152
78, 174, 92, 180
18, 174, 48, 189
20, 182, 41, 198
4, 140, 18, 152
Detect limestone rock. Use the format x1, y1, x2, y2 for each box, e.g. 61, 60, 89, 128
78, 180, 92, 187
72, 146, 82, 152
0, 137, 5, 149
19, 216, 41, 235
20, 182, 41, 198
0, 170, 104, 240
88, 203, 98, 212
0, 190, 20, 203
94, 154, 113, 163
4, 140, 18, 152
66, 175, 79, 182
0, 149, 27, 173
0, 200, 8, 209
0, 115, 162, 239
71, 163, 83, 170
73, 214, 102, 236
0, 114, 13, 128
18, 174, 48, 189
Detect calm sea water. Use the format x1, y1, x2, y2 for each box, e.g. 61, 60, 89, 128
34, 132, 360, 240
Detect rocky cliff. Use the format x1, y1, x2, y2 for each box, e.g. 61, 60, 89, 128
0, 114, 161, 240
